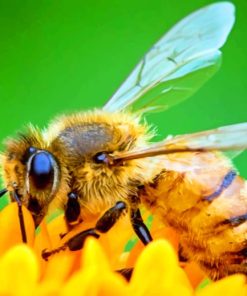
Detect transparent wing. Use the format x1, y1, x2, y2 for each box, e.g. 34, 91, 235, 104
113, 123, 247, 162
103, 2, 235, 113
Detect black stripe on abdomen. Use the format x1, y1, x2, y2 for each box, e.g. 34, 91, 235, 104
219, 213, 247, 227
204, 170, 237, 202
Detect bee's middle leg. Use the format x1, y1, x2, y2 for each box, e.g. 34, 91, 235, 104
65, 205, 153, 250
42, 201, 127, 260
66, 201, 128, 251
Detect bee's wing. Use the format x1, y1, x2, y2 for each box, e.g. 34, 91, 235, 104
113, 123, 247, 161
161, 123, 247, 152
103, 2, 235, 113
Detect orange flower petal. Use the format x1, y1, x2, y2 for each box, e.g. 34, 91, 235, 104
126, 240, 144, 268
152, 226, 180, 252
183, 261, 206, 288
34, 220, 52, 276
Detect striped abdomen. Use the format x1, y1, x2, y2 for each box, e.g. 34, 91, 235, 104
140, 151, 247, 279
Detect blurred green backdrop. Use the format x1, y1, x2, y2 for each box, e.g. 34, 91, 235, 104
0, 0, 246, 200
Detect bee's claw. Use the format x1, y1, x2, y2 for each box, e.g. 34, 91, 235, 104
41, 244, 67, 261
41, 248, 51, 261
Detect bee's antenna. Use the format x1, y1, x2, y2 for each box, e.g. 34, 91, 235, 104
12, 191, 27, 243
0, 188, 8, 197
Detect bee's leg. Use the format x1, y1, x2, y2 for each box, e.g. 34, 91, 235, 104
59, 192, 82, 240
12, 190, 27, 243
0, 188, 27, 243
59, 192, 84, 239
67, 201, 127, 250
130, 208, 152, 245
95, 201, 127, 233
65, 192, 81, 225
42, 228, 100, 260
42, 201, 127, 260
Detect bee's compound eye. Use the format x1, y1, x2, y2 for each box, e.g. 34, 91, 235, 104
29, 152, 54, 189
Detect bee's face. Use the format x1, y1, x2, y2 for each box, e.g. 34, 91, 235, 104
2, 131, 60, 225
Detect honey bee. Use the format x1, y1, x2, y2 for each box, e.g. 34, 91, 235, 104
1, 2, 246, 280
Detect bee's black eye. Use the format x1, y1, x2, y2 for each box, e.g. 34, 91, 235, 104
93, 152, 113, 165
28, 146, 37, 154
22, 146, 37, 164
29, 152, 54, 189
93, 152, 108, 164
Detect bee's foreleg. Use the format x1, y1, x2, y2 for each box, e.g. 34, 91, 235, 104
130, 208, 152, 245
65, 192, 82, 227
59, 192, 82, 239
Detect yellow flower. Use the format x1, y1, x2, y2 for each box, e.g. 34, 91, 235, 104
0, 203, 246, 296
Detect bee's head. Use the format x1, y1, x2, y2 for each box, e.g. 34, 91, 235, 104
1, 111, 154, 222
2, 129, 61, 225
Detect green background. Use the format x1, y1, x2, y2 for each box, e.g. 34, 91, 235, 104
0, 0, 246, 196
